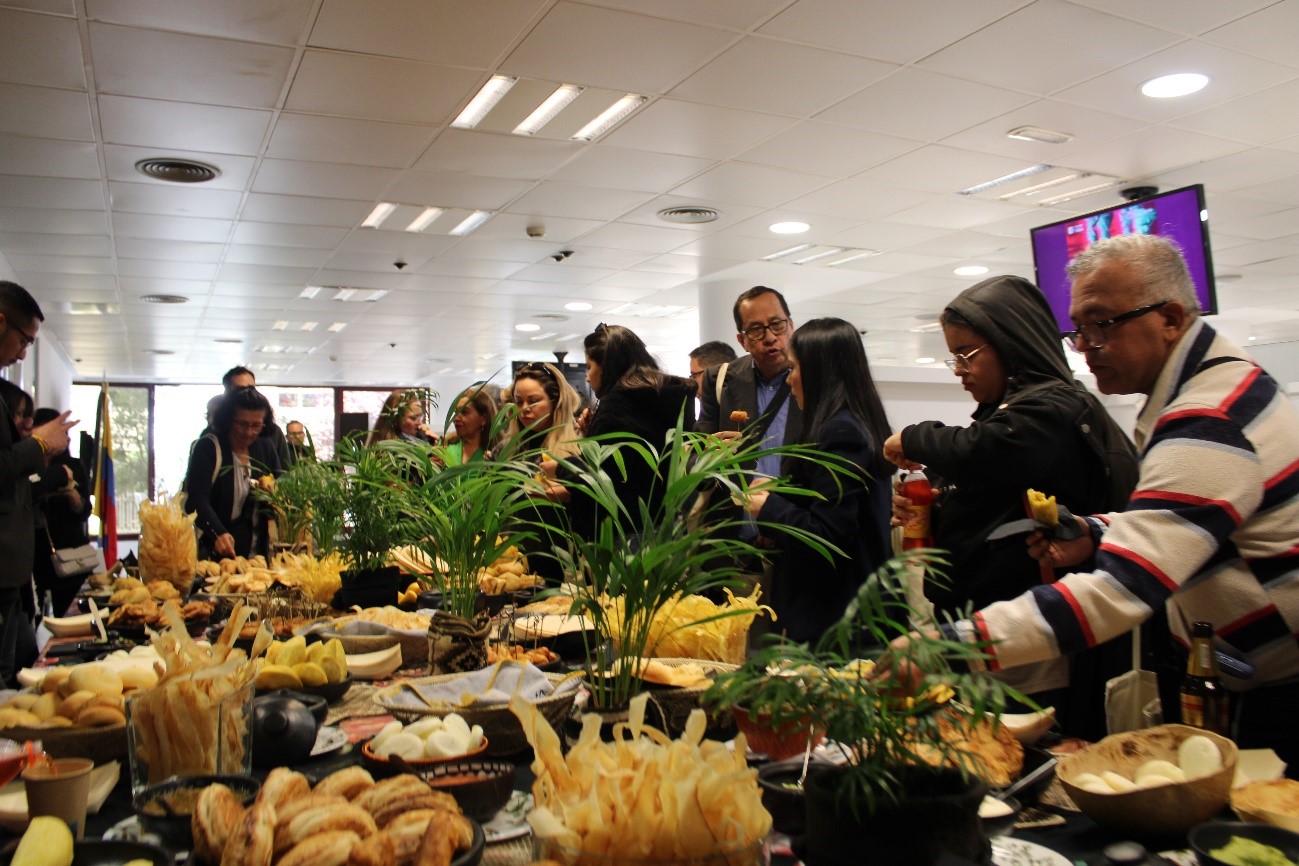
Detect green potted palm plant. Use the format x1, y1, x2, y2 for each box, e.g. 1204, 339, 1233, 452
330, 434, 415, 596
544, 415, 855, 714
704, 552, 1029, 866
254, 458, 347, 556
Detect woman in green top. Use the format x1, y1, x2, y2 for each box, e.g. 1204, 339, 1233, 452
443, 386, 497, 465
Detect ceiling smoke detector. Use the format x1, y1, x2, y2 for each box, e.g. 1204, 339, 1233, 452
657, 206, 720, 224
140, 294, 189, 304
134, 158, 221, 183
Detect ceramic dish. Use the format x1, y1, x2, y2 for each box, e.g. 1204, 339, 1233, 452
360, 735, 490, 778
991, 838, 1071, 866
482, 791, 532, 843
311, 725, 349, 757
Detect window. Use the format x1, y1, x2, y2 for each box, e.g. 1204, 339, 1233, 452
70, 384, 150, 535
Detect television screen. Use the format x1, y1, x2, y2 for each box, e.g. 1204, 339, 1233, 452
1030, 183, 1216, 331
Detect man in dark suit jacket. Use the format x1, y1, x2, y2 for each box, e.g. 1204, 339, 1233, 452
1, 282, 75, 685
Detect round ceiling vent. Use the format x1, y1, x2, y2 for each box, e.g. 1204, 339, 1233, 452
657, 206, 720, 224
141, 294, 189, 304
134, 158, 221, 183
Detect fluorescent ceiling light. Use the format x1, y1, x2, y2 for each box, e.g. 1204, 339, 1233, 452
762, 243, 814, 261
515, 323, 541, 332
514, 84, 583, 136
1141, 72, 1209, 98
332, 288, 388, 303
405, 207, 444, 233
572, 94, 646, 141
954, 265, 989, 277
565, 301, 592, 311
449, 210, 491, 236
826, 250, 880, 266
1006, 126, 1073, 144
769, 221, 810, 235
915, 357, 936, 365
528, 331, 558, 341
909, 322, 942, 333
299, 322, 318, 331
1039, 180, 1119, 206
792, 248, 845, 265
327, 322, 347, 333
272, 320, 288, 331
998, 172, 1085, 200
957, 164, 1053, 196
452, 74, 517, 129
299, 286, 322, 299
362, 202, 397, 229
68, 302, 118, 316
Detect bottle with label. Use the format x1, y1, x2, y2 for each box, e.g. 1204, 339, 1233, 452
900, 469, 935, 550
1180, 621, 1229, 735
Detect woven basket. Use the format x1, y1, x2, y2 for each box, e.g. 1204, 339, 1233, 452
638, 658, 738, 739
5, 723, 127, 765
373, 671, 583, 756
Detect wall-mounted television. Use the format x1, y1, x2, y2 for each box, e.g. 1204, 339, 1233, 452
1030, 183, 1217, 332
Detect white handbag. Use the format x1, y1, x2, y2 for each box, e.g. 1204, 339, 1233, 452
48, 534, 104, 579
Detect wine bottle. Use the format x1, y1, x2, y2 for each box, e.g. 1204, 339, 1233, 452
1180, 621, 1229, 735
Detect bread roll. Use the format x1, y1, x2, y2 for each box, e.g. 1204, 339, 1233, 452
57, 690, 97, 720
412, 811, 457, 866
278, 830, 361, 866
75, 706, 126, 727
68, 664, 123, 698
256, 767, 310, 813
219, 801, 275, 866
191, 784, 243, 865
353, 776, 435, 816
118, 665, 159, 691
314, 766, 375, 801
41, 667, 71, 695
275, 793, 348, 827
347, 831, 396, 866
370, 792, 459, 830
274, 804, 376, 855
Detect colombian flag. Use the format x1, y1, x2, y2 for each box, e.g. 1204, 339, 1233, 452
93, 381, 117, 567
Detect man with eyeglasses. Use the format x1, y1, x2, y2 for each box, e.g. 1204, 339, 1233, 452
898, 235, 1299, 767
2, 282, 76, 685
687, 340, 737, 400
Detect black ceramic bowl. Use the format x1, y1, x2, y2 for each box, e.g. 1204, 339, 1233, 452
1189, 819, 1299, 866
421, 759, 516, 823
133, 774, 259, 856
756, 763, 806, 837
73, 841, 171, 866
294, 672, 354, 704
979, 795, 1020, 839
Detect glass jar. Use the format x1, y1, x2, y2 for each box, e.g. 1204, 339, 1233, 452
533, 836, 770, 866
126, 681, 253, 793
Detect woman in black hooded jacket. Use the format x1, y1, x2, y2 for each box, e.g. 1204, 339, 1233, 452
884, 274, 1140, 739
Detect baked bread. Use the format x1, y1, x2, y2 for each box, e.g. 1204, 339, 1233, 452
412, 811, 458, 866
274, 804, 377, 855
1232, 778, 1299, 830
278, 830, 362, 866
256, 767, 311, 813
219, 800, 275, 866
347, 831, 396, 866
315, 765, 376, 800
276, 793, 349, 827
353, 776, 437, 816
370, 791, 459, 830
383, 810, 472, 865
191, 783, 243, 865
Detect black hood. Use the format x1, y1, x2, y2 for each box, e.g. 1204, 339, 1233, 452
946, 274, 1077, 401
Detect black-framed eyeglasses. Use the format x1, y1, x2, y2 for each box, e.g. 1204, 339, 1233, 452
944, 343, 989, 372
1061, 301, 1169, 351
741, 318, 790, 341
7, 320, 36, 349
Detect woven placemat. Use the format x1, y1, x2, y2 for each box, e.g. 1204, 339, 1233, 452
325, 681, 380, 725
1038, 777, 1080, 812
482, 836, 533, 866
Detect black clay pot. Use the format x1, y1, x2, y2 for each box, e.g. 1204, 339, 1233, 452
260, 688, 328, 725
801, 766, 990, 866
251, 693, 320, 769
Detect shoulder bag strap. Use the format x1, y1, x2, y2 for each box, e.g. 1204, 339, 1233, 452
752, 380, 792, 442
714, 361, 729, 405
205, 432, 222, 484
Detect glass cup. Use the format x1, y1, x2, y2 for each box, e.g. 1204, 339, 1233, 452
126, 681, 253, 794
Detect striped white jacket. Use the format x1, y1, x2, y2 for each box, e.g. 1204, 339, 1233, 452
957, 319, 1299, 690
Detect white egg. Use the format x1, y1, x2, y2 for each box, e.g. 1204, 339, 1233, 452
1178, 735, 1223, 779
1102, 771, 1138, 793
425, 728, 468, 759
1135, 759, 1186, 783
405, 717, 444, 738
376, 732, 425, 761
442, 713, 471, 742
1072, 773, 1106, 789
370, 720, 404, 750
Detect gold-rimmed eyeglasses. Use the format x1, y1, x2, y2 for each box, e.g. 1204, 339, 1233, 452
944, 344, 989, 372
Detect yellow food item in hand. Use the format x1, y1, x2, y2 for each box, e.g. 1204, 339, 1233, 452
1027, 489, 1059, 526
12, 816, 74, 866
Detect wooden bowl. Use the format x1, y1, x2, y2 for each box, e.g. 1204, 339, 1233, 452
360, 736, 489, 779
1058, 724, 1237, 840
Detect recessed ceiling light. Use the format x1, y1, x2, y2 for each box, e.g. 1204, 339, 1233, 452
909, 322, 943, 333
327, 322, 347, 333
299, 322, 318, 331
449, 210, 491, 236
514, 84, 583, 136
826, 251, 880, 266
405, 207, 444, 233
565, 301, 593, 311
214, 338, 243, 344
362, 202, 397, 229
272, 320, 288, 331
916, 357, 936, 365
515, 323, 541, 332
300, 286, 322, 299
792, 248, 845, 265
572, 94, 647, 142
769, 221, 810, 235
68, 302, 118, 316
1141, 72, 1209, 98
1006, 126, 1073, 145
761, 244, 814, 262
957, 164, 1052, 196
140, 294, 188, 304
452, 74, 517, 129
954, 265, 989, 277
143, 348, 175, 355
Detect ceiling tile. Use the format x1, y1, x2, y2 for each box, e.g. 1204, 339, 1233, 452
1152, 148, 1299, 193
241, 193, 373, 228
412, 255, 529, 281
737, 122, 921, 178
1232, 173, 1299, 207
507, 182, 654, 221
89, 22, 295, 108
857, 145, 1039, 196
231, 222, 349, 248
818, 68, 1033, 142
602, 99, 794, 160
252, 159, 399, 200
1170, 79, 1299, 146
821, 221, 950, 252
586, 0, 786, 30
115, 237, 224, 262
472, 213, 603, 243
918, 0, 1176, 95
334, 230, 456, 258
1053, 40, 1298, 124
0, 83, 93, 141
388, 170, 533, 210
117, 258, 218, 280
781, 179, 933, 221
224, 245, 333, 268
0, 9, 86, 89
0, 176, 104, 210
414, 130, 583, 180
216, 262, 317, 285
268, 113, 435, 168
1075, 126, 1249, 179
670, 36, 895, 117
0, 135, 99, 179
86, 0, 315, 44
616, 195, 762, 233
547, 146, 714, 193
309, 0, 544, 65
284, 50, 482, 124
0, 232, 111, 257
99, 95, 272, 154
113, 213, 231, 243
108, 181, 242, 218
578, 222, 699, 254
0, 208, 107, 235
670, 162, 829, 208
1069, 0, 1278, 35
104, 144, 255, 190
939, 99, 1144, 163
1202, 2, 1299, 68
504, 2, 737, 95
886, 197, 1028, 231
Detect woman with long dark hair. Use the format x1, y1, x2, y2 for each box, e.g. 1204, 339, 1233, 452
442, 385, 498, 464
31, 407, 92, 617
184, 386, 282, 559
742, 317, 893, 643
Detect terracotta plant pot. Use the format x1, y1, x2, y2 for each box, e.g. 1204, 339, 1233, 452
733, 706, 825, 761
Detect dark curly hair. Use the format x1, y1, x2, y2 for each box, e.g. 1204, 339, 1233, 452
211, 386, 273, 437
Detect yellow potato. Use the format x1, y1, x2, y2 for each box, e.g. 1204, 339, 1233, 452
30, 693, 60, 721
6, 693, 39, 711
255, 665, 303, 691
279, 636, 307, 667
319, 657, 345, 684
306, 641, 328, 666
57, 690, 97, 720
292, 662, 328, 688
